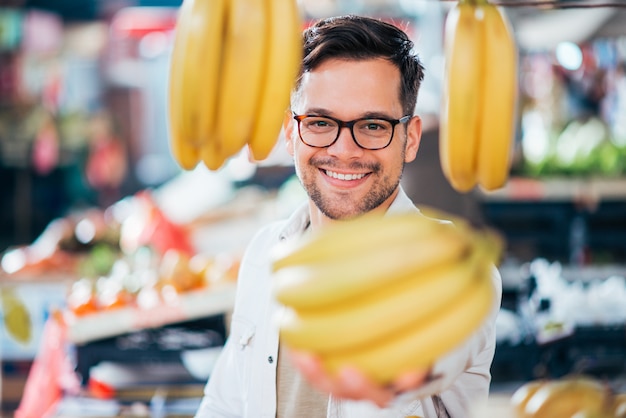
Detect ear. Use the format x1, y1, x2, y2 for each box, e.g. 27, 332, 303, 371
283, 110, 296, 156
404, 116, 422, 163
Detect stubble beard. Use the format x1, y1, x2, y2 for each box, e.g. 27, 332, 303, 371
296, 153, 405, 220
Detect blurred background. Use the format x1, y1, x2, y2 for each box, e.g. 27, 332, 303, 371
1, 0, 625, 260
1, 0, 626, 416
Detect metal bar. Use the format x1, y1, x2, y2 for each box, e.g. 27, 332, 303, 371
437, 0, 626, 8
494, 0, 626, 8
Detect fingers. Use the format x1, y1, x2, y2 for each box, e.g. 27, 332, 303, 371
391, 369, 430, 393
288, 350, 336, 394
287, 349, 430, 408
335, 366, 394, 407
287, 349, 397, 407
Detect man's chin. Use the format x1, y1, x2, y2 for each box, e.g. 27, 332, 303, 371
318, 203, 366, 221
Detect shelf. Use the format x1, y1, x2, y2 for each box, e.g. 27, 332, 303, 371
479, 177, 626, 202
64, 282, 237, 345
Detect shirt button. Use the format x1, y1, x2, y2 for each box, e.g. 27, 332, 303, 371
268, 356, 274, 364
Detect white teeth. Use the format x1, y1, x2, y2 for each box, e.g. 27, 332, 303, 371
325, 170, 365, 181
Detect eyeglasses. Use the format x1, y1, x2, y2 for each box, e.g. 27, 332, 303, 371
292, 112, 412, 150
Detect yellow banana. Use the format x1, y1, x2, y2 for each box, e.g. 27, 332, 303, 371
168, 0, 199, 170
1, 287, 32, 344
169, 0, 303, 170
272, 224, 472, 310
511, 380, 546, 418
439, 0, 483, 192
212, 0, 268, 162
524, 377, 610, 418
476, 3, 518, 191
168, 0, 226, 170
200, 129, 226, 171
440, 0, 518, 193
247, 0, 302, 161
272, 211, 452, 272
279, 241, 489, 353
321, 270, 494, 384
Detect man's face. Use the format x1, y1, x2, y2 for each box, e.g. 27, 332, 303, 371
284, 58, 422, 221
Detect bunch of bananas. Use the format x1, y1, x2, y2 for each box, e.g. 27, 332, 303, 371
271, 209, 503, 384
511, 376, 626, 418
440, 0, 518, 192
168, 0, 302, 171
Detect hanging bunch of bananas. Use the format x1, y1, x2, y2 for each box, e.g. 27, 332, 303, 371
271, 209, 503, 384
168, 0, 302, 171
440, 0, 518, 192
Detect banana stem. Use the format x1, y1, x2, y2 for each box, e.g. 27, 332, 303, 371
466, 0, 489, 5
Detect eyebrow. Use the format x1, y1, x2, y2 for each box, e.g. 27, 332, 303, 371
303, 108, 397, 120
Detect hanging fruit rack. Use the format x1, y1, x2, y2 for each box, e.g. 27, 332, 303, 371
458, 0, 626, 8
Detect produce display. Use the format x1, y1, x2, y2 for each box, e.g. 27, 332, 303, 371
0, 190, 242, 344
64, 248, 238, 318
511, 376, 626, 418
271, 208, 503, 384
0, 208, 122, 280
440, 0, 518, 192
62, 249, 240, 344
167, 0, 302, 170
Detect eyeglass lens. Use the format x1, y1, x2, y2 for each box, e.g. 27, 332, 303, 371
298, 116, 394, 149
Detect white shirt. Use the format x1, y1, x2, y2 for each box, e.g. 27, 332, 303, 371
194, 187, 502, 418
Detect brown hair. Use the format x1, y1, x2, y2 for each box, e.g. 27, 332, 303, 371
294, 15, 425, 116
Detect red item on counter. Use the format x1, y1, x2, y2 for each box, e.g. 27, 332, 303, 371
135, 191, 195, 257
14, 313, 81, 418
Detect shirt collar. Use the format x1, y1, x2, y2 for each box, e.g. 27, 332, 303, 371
277, 186, 419, 242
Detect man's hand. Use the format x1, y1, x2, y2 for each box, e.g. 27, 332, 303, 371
288, 350, 429, 408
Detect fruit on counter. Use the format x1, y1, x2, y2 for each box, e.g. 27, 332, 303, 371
67, 278, 102, 317
526, 378, 608, 417
167, 0, 302, 170
511, 376, 615, 418
65, 250, 240, 317
0, 286, 32, 344
0, 208, 121, 279
78, 243, 119, 279
271, 208, 503, 384
439, 0, 518, 193
553, 116, 608, 175
158, 249, 208, 293
510, 379, 546, 417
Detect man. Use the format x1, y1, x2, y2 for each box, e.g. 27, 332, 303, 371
195, 14, 502, 418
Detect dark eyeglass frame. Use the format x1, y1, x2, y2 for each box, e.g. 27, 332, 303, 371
292, 112, 412, 150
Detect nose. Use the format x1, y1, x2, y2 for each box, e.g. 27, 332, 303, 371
326, 125, 364, 158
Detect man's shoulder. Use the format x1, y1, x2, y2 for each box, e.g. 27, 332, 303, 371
247, 219, 289, 249
245, 202, 310, 254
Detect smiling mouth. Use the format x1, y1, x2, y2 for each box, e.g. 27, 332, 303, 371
324, 169, 368, 181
